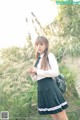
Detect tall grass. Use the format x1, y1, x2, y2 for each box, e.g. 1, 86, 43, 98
0, 60, 79, 119
0, 37, 80, 119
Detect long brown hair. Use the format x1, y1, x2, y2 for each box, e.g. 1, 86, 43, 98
35, 36, 49, 70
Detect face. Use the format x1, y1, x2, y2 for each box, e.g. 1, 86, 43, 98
36, 42, 46, 54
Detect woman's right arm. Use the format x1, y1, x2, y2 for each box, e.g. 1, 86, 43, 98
27, 67, 37, 81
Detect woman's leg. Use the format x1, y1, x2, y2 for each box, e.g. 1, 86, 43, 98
51, 114, 59, 120
56, 110, 68, 120
51, 110, 68, 120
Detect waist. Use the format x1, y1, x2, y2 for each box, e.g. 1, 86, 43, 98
37, 77, 55, 90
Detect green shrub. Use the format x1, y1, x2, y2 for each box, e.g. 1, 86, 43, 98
59, 64, 78, 98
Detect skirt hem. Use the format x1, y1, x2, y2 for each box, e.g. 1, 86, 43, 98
38, 104, 68, 115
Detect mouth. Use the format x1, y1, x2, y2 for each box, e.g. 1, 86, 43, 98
38, 49, 41, 51
37, 50, 42, 53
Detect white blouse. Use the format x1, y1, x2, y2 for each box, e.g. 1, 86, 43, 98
31, 53, 59, 81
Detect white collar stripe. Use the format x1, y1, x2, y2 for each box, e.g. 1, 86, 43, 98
38, 102, 67, 111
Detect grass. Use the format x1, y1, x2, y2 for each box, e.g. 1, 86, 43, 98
0, 85, 80, 120
0, 45, 80, 120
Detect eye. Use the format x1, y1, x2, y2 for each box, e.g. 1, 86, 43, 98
36, 43, 38, 46
40, 43, 43, 45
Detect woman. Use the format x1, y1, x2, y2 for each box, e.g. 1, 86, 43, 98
27, 36, 68, 120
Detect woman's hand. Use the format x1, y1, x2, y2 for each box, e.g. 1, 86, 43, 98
30, 67, 37, 74
27, 67, 37, 74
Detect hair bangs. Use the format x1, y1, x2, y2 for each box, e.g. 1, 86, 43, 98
35, 38, 44, 46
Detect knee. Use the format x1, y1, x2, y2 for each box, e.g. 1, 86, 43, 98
58, 115, 68, 120
51, 114, 58, 120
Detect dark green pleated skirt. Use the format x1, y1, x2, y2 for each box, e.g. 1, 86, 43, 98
37, 77, 68, 115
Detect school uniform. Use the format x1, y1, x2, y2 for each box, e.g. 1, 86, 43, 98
31, 53, 68, 115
